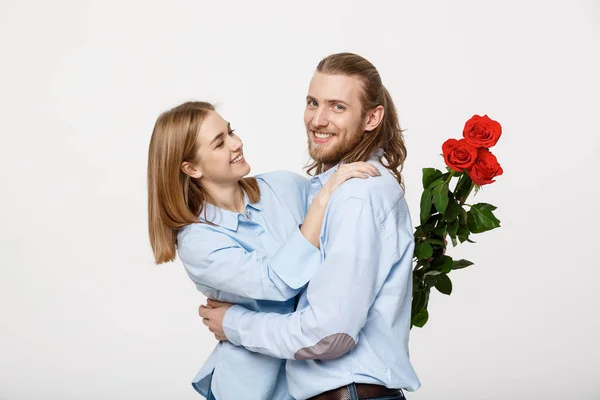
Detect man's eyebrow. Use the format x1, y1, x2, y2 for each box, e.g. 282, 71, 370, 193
306, 96, 349, 106
326, 99, 350, 106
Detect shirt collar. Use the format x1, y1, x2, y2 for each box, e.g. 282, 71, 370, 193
200, 192, 261, 231
245, 191, 263, 211
311, 163, 340, 187
311, 148, 385, 186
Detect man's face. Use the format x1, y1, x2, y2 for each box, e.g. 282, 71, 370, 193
304, 72, 366, 167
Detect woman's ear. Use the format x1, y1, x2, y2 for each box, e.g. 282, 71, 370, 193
181, 161, 203, 179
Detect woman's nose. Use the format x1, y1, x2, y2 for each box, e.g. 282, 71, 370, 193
230, 135, 243, 151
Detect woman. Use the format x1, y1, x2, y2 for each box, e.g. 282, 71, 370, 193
147, 101, 379, 399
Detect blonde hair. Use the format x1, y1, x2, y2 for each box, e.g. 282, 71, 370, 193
147, 101, 260, 264
306, 53, 407, 188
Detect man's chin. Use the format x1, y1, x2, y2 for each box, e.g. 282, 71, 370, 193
309, 149, 341, 165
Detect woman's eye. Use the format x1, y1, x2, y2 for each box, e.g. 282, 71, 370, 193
228, 129, 235, 136
216, 142, 224, 148
308, 100, 317, 107
334, 104, 345, 111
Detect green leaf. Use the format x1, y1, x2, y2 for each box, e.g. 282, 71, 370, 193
454, 172, 469, 191
422, 214, 442, 233
427, 176, 445, 190
467, 203, 501, 233
459, 208, 468, 225
422, 168, 443, 189
411, 289, 424, 314
412, 309, 429, 328
414, 242, 433, 260
433, 227, 446, 237
420, 188, 432, 225
424, 270, 443, 276
422, 222, 435, 233
424, 238, 445, 246
432, 182, 449, 214
414, 260, 430, 271
424, 274, 439, 287
411, 288, 429, 318
444, 199, 462, 222
454, 173, 473, 201
475, 203, 497, 212
453, 259, 474, 270
448, 218, 459, 237
435, 274, 453, 295
414, 227, 424, 238
433, 255, 453, 274
457, 225, 470, 243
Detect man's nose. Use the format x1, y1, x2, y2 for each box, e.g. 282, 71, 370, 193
312, 108, 328, 128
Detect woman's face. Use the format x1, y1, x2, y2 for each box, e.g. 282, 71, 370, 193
184, 111, 250, 185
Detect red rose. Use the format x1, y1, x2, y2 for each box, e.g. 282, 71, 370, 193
467, 148, 504, 186
442, 138, 478, 172
463, 114, 502, 148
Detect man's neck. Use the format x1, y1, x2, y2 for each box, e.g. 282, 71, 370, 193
322, 163, 335, 172
203, 181, 245, 214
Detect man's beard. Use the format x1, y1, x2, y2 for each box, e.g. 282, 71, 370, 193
307, 126, 364, 165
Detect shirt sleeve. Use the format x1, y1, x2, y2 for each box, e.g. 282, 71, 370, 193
178, 225, 321, 301
222, 196, 412, 360
286, 171, 311, 215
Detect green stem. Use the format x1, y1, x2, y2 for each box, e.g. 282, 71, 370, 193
459, 182, 476, 206
446, 170, 455, 184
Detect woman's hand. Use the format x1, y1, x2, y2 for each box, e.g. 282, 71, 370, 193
300, 162, 380, 249
318, 162, 380, 203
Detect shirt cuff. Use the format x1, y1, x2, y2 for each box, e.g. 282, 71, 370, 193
271, 228, 321, 289
222, 305, 251, 346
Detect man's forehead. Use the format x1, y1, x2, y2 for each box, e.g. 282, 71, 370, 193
307, 72, 363, 102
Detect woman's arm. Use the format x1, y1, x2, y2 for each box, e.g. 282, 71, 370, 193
300, 162, 380, 248
179, 163, 378, 302
178, 225, 320, 301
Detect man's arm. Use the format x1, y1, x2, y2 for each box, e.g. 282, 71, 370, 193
211, 196, 412, 360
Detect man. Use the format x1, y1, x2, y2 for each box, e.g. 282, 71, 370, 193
200, 52, 420, 400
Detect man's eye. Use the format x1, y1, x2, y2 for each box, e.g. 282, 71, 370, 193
308, 100, 317, 107
228, 129, 235, 136
334, 104, 345, 111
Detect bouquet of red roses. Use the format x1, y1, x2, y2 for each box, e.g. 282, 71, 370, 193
411, 115, 504, 328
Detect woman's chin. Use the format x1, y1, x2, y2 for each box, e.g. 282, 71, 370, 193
235, 162, 251, 178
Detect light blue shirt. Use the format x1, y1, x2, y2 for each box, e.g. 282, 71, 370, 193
177, 171, 321, 400
223, 155, 421, 400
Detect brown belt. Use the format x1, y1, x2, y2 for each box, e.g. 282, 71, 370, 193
307, 383, 403, 400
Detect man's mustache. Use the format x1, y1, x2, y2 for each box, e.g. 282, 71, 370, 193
308, 126, 337, 135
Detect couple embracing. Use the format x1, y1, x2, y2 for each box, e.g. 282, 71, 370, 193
147, 52, 420, 400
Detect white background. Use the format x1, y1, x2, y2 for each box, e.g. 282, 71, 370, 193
1, 1, 599, 399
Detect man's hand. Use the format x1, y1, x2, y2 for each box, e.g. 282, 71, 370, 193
198, 299, 235, 341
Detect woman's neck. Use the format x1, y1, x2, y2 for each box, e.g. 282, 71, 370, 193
203, 181, 245, 214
